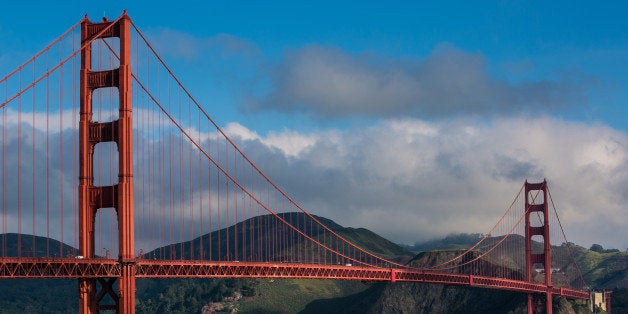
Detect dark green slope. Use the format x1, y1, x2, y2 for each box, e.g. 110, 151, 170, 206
0, 233, 78, 258
0, 233, 79, 313
302, 282, 528, 314
0, 279, 77, 313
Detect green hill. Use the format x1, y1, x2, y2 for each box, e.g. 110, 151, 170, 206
0, 233, 78, 258
145, 212, 414, 263
0, 234, 78, 312
137, 213, 414, 313
0, 216, 625, 313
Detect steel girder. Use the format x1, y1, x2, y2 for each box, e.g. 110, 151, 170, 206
0, 258, 589, 300
0, 258, 120, 278
135, 261, 392, 280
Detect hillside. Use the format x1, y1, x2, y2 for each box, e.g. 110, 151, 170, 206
145, 213, 414, 263
138, 213, 414, 313
403, 234, 627, 313
0, 218, 625, 313
408, 233, 628, 290
0, 234, 78, 312
0, 233, 78, 258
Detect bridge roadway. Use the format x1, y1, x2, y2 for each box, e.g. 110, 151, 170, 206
0, 257, 589, 300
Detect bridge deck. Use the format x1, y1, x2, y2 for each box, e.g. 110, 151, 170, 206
0, 257, 589, 300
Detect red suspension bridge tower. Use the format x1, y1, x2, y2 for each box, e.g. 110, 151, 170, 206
525, 180, 552, 314
78, 12, 135, 313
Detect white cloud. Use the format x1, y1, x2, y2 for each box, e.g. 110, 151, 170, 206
264, 130, 319, 158
1, 112, 625, 254
223, 117, 628, 249
224, 122, 318, 158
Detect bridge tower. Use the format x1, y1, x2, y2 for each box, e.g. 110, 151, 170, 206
525, 180, 552, 314
78, 12, 135, 313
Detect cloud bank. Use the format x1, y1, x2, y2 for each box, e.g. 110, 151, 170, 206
4, 112, 624, 252
225, 117, 627, 249
247, 43, 588, 118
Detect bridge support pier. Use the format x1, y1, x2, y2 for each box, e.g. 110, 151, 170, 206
79, 279, 97, 313
527, 292, 553, 314
79, 12, 135, 313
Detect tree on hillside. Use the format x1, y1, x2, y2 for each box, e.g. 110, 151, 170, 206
590, 244, 604, 253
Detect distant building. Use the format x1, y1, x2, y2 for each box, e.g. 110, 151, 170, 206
589, 291, 607, 312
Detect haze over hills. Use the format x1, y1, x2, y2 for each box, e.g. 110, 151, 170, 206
0, 213, 625, 313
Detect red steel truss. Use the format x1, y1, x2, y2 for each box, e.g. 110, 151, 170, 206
0, 258, 590, 300
0, 258, 119, 278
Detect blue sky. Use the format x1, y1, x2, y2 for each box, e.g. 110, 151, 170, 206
2, 1, 627, 131
1, 1, 627, 249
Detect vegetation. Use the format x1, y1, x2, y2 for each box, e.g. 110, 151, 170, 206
136, 278, 257, 313
0, 279, 77, 313
302, 282, 530, 314
569, 244, 627, 289
610, 288, 628, 314
590, 243, 621, 254
0, 215, 625, 313
239, 279, 369, 313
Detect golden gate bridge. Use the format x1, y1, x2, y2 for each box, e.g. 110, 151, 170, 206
0, 12, 609, 313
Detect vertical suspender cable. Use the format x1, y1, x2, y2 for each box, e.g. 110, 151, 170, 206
207, 136, 214, 261
136, 31, 144, 257
96, 40, 102, 256
225, 138, 229, 260
234, 144, 238, 261
178, 86, 184, 259
217, 157, 221, 260
59, 39, 64, 257
169, 128, 173, 258
18, 69, 22, 257
188, 98, 194, 259
32, 58, 36, 256
72, 30, 77, 255
235, 146, 238, 261
1, 82, 5, 257
110, 38, 115, 257
46, 54, 50, 257
198, 105, 203, 260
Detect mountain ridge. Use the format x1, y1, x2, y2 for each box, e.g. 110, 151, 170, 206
0, 214, 624, 313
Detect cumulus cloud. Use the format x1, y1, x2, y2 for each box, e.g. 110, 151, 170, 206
247, 43, 588, 118
223, 122, 319, 157
223, 118, 627, 250
1, 111, 626, 253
